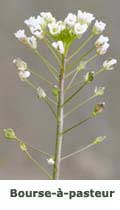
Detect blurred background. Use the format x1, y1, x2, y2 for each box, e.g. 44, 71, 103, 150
0, 0, 120, 180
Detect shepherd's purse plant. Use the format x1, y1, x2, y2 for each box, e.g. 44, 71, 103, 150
3, 10, 117, 179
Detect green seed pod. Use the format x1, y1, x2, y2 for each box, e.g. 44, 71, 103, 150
20, 142, 27, 152
3, 128, 17, 140
92, 102, 106, 116
93, 136, 106, 144
52, 85, 59, 97
84, 71, 95, 83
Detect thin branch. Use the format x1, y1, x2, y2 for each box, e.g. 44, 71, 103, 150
62, 116, 92, 135
47, 96, 57, 106
67, 33, 94, 63
61, 142, 94, 161
65, 70, 80, 91
44, 97, 57, 118
43, 38, 61, 66
16, 138, 52, 158
25, 79, 37, 90
65, 79, 83, 92
63, 82, 87, 106
65, 67, 105, 94
25, 150, 52, 179
65, 68, 77, 79
28, 67, 53, 87
66, 46, 95, 72
33, 49, 58, 81
24, 80, 56, 118
64, 94, 96, 118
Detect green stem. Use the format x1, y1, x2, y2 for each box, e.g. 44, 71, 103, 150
65, 79, 83, 92
47, 96, 57, 106
63, 82, 87, 106
25, 150, 52, 179
16, 138, 52, 158
33, 49, 58, 81
62, 116, 93, 135
66, 46, 95, 72
25, 79, 36, 90
52, 55, 66, 180
28, 67, 53, 86
24, 80, 56, 118
43, 38, 61, 66
67, 34, 94, 62
65, 70, 79, 91
61, 142, 95, 161
64, 94, 96, 118
44, 98, 57, 118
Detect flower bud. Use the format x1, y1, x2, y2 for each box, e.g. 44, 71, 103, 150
14, 30, 27, 43
52, 85, 59, 97
18, 71, 31, 81
94, 86, 106, 96
20, 143, 27, 152
47, 158, 54, 165
103, 59, 117, 70
3, 128, 17, 140
84, 71, 95, 83
92, 102, 106, 116
13, 58, 27, 71
27, 36, 37, 49
37, 86, 46, 99
77, 61, 87, 72
93, 136, 106, 144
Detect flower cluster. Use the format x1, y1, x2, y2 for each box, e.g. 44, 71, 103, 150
14, 10, 109, 56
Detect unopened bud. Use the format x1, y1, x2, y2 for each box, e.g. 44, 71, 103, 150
37, 86, 46, 99
77, 61, 87, 72
13, 58, 27, 71
94, 86, 106, 96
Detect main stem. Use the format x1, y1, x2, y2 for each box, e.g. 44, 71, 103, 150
52, 55, 66, 180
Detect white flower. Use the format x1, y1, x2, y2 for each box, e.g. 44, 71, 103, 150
94, 86, 106, 96
24, 16, 45, 29
40, 12, 56, 23
95, 35, 109, 47
18, 71, 31, 81
64, 13, 77, 27
13, 58, 27, 71
47, 158, 54, 165
77, 10, 95, 25
32, 29, 44, 40
93, 20, 106, 34
97, 42, 110, 55
27, 36, 37, 49
57, 21, 66, 31
48, 22, 61, 35
14, 30, 27, 41
52, 41, 65, 54
103, 59, 117, 70
37, 86, 46, 99
74, 23, 88, 36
